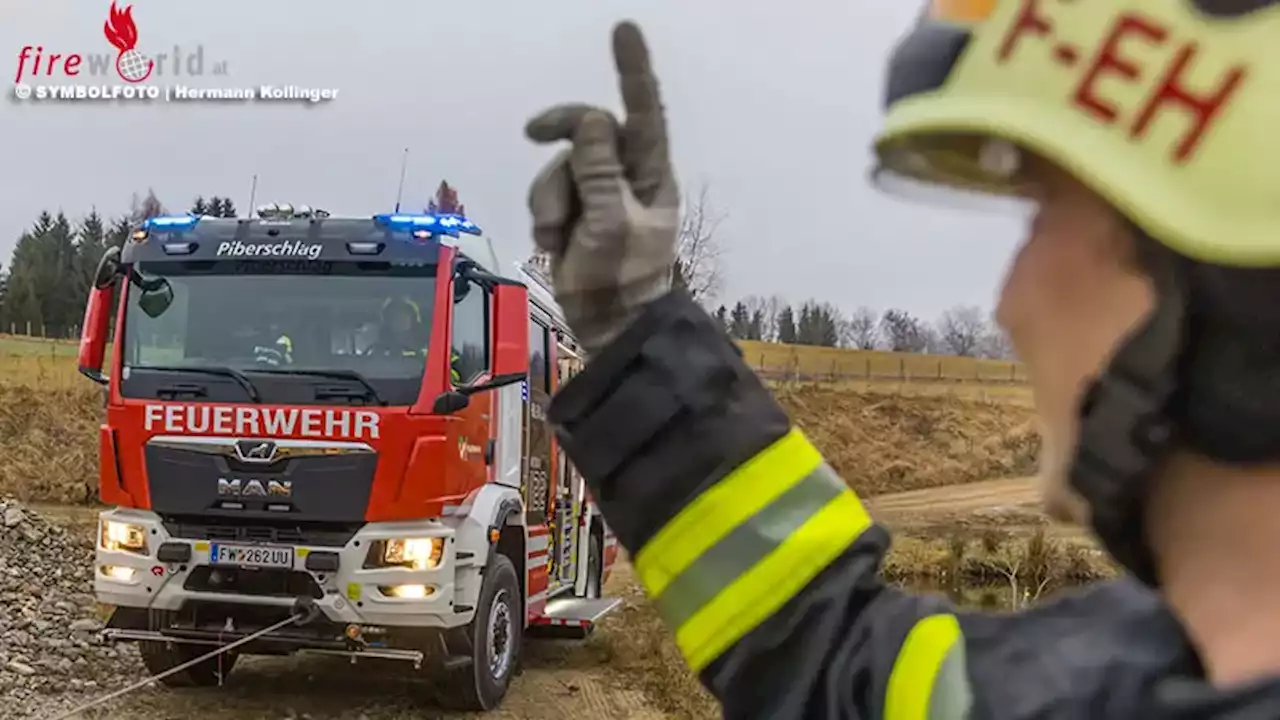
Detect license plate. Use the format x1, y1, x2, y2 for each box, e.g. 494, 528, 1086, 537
209, 543, 294, 569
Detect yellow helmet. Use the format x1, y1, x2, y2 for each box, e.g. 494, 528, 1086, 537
874, 0, 1279, 266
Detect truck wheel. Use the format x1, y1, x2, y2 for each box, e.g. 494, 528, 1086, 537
585, 532, 603, 599
438, 553, 522, 711
139, 641, 238, 687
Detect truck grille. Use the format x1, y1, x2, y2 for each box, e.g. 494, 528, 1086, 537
184, 566, 324, 599
162, 517, 360, 547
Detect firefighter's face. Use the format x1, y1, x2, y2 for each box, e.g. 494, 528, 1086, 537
994, 157, 1156, 524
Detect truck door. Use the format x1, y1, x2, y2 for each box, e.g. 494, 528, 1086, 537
522, 318, 554, 529
553, 344, 584, 586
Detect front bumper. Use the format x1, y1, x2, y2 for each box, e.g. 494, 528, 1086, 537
94, 508, 469, 629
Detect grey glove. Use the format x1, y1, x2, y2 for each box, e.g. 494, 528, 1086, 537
525, 21, 680, 355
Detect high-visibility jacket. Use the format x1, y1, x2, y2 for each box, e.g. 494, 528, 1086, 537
546, 290, 1242, 719
253, 334, 293, 366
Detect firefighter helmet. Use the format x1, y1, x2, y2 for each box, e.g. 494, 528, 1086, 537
873, 0, 1280, 586
874, 0, 1278, 266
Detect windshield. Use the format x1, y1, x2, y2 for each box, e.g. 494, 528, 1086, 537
121, 261, 437, 406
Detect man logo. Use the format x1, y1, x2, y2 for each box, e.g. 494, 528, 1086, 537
217, 477, 292, 498
234, 440, 278, 464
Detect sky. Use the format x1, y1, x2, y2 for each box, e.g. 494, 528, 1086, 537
0, 0, 1025, 322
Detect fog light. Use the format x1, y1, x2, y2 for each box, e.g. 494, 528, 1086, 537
101, 565, 135, 581
380, 538, 444, 570
380, 584, 433, 599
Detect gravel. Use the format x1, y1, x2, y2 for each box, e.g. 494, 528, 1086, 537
0, 498, 142, 718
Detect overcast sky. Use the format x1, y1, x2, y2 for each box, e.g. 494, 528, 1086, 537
0, 0, 1024, 321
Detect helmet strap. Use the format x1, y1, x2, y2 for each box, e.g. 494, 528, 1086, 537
1068, 242, 1189, 587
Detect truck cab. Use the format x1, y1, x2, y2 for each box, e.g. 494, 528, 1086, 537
77, 201, 620, 711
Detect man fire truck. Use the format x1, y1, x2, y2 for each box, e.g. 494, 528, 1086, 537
75, 197, 621, 711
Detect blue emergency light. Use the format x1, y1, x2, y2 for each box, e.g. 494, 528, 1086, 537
144, 215, 201, 232
374, 212, 482, 238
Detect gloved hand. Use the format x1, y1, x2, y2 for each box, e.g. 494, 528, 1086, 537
525, 21, 680, 355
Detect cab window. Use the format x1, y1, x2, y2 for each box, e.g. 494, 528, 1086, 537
451, 279, 489, 384
529, 319, 550, 394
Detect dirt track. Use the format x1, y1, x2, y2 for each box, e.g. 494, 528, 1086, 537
34, 479, 1056, 719
867, 476, 1040, 523
31, 508, 677, 720
77, 569, 666, 720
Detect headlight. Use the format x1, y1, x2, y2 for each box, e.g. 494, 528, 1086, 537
371, 538, 443, 570
100, 520, 147, 553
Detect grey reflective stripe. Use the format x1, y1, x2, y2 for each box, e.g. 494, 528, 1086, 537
927, 639, 973, 720
652, 463, 847, 630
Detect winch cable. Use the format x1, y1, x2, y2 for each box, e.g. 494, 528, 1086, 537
48, 597, 322, 720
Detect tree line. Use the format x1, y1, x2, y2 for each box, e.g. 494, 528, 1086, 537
0, 191, 240, 337
713, 296, 1014, 359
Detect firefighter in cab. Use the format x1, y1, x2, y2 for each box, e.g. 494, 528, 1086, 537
368, 296, 462, 383
522, 7, 1280, 719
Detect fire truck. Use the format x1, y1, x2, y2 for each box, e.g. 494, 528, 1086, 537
75, 195, 621, 711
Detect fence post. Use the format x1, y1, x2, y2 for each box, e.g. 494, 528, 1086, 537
830, 359, 837, 381
1009, 363, 1016, 381
899, 358, 906, 381
937, 359, 943, 379
865, 357, 871, 379
25, 320, 31, 336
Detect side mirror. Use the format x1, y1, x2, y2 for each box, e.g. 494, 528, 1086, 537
137, 278, 174, 318
491, 283, 529, 378
93, 246, 122, 289
431, 390, 471, 415
78, 285, 114, 385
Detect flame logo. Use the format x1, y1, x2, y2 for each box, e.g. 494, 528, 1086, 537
103, 2, 154, 83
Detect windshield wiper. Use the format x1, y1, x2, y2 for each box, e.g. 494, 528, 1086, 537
141, 366, 261, 402
247, 369, 386, 406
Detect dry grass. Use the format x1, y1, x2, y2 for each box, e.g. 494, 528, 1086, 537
0, 355, 101, 503
0, 343, 1039, 504
776, 383, 1038, 496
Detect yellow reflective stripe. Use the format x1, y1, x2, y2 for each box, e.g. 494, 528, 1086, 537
885, 614, 964, 720
677, 489, 870, 671
633, 427, 822, 597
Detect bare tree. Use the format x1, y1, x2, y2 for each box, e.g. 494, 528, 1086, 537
936, 304, 986, 357
761, 295, 784, 342
879, 309, 928, 352
978, 311, 1016, 359
671, 182, 726, 306
842, 306, 878, 349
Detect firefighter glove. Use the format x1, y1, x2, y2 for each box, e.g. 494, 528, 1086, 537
525, 21, 680, 356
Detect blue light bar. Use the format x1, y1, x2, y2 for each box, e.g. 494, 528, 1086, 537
144, 215, 201, 232
373, 212, 482, 238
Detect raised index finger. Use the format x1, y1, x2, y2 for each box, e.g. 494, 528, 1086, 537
613, 21, 671, 205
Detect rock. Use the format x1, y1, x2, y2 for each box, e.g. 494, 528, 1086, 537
68, 619, 101, 633
0, 497, 141, 716
2, 507, 23, 529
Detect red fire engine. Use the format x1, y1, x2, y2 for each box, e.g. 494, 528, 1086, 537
76, 189, 620, 711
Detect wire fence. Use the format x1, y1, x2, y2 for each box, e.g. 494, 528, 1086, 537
737, 340, 1028, 385
0, 328, 1031, 386
1, 321, 81, 340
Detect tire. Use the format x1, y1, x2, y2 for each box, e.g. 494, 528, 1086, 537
139, 641, 238, 687
438, 553, 523, 711
585, 531, 603, 600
